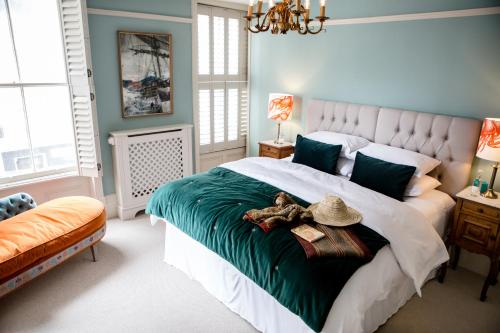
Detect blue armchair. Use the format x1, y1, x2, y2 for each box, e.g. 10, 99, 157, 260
0, 193, 37, 222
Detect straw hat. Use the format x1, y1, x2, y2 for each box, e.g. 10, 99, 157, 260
308, 195, 362, 227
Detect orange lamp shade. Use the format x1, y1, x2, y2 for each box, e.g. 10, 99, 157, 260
268, 93, 294, 122
476, 118, 500, 162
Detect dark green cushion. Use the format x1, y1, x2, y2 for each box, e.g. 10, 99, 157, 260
350, 152, 416, 201
292, 135, 342, 174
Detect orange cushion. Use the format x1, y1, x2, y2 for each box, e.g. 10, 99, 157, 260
0, 196, 106, 282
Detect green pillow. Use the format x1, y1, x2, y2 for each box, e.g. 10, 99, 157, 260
292, 135, 342, 174
350, 152, 416, 201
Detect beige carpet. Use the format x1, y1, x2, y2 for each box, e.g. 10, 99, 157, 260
1, 216, 499, 333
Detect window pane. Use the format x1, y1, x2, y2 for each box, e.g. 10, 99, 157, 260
8, 0, 66, 83
228, 18, 239, 75
213, 16, 225, 75
23, 86, 76, 172
213, 89, 225, 143
198, 14, 209, 75
0, 88, 33, 178
0, 0, 18, 83
199, 89, 211, 145
227, 88, 238, 141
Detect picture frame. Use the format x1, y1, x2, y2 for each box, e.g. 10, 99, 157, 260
117, 31, 174, 118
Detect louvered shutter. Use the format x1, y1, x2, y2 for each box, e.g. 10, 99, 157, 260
212, 82, 226, 151
58, 0, 102, 177
197, 5, 248, 154
198, 83, 211, 149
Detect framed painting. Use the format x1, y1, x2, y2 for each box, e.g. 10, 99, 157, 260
117, 31, 173, 118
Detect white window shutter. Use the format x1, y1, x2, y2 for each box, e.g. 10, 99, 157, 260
196, 5, 248, 154
58, 0, 102, 177
198, 83, 212, 152
197, 13, 210, 76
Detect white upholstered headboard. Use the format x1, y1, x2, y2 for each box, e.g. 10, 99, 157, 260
306, 99, 482, 196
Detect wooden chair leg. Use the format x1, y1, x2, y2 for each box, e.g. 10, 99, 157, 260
90, 245, 97, 262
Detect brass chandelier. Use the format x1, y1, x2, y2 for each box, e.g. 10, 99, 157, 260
245, 0, 329, 35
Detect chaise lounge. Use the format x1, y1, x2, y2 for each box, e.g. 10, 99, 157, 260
0, 193, 106, 297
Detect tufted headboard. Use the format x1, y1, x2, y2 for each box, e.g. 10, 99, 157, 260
306, 99, 482, 196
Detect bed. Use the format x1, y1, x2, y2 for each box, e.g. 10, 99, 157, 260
148, 99, 481, 333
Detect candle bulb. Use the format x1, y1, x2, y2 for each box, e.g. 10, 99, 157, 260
304, 0, 310, 20
269, 0, 275, 8
319, 0, 326, 17
247, 0, 254, 16
257, 0, 263, 14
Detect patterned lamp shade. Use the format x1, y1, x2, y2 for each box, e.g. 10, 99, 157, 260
268, 93, 294, 122
476, 118, 500, 162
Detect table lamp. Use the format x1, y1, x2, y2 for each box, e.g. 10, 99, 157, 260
268, 93, 294, 144
476, 118, 500, 199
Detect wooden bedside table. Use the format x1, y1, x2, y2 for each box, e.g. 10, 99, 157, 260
439, 186, 500, 301
259, 140, 294, 159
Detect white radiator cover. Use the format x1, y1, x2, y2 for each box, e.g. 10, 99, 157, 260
108, 124, 193, 220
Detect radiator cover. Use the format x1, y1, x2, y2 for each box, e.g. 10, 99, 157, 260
108, 124, 193, 220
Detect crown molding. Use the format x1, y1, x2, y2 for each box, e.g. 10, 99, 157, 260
87, 8, 193, 24
324, 6, 500, 26
86, 6, 500, 26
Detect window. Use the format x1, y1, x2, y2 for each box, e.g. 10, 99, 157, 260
0, 0, 76, 184
197, 5, 248, 154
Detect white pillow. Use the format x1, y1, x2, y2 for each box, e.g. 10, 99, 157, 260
357, 143, 441, 177
336, 158, 354, 177
404, 175, 442, 197
304, 131, 370, 159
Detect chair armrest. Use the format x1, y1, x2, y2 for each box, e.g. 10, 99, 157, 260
0, 193, 37, 222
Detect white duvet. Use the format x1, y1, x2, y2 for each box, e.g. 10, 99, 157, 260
222, 157, 449, 295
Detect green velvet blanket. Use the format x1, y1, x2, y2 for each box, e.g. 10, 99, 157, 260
146, 167, 389, 332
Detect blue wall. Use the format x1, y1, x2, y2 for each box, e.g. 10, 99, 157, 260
87, 0, 192, 195
250, 2, 500, 189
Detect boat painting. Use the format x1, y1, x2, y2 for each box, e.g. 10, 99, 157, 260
118, 31, 173, 118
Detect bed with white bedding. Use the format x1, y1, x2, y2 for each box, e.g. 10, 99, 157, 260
148, 99, 481, 332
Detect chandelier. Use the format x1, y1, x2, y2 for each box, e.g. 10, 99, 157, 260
245, 0, 329, 35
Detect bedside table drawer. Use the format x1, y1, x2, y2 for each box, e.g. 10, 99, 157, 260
259, 142, 294, 159
456, 214, 498, 251
463, 201, 500, 220
261, 145, 280, 155
261, 150, 280, 158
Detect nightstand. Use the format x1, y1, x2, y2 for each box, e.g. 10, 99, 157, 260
439, 186, 500, 301
258, 140, 294, 159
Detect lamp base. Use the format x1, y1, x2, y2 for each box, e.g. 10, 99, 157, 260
481, 162, 499, 200
481, 189, 498, 199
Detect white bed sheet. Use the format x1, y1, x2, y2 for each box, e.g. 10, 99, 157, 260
404, 190, 455, 237
151, 158, 454, 333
